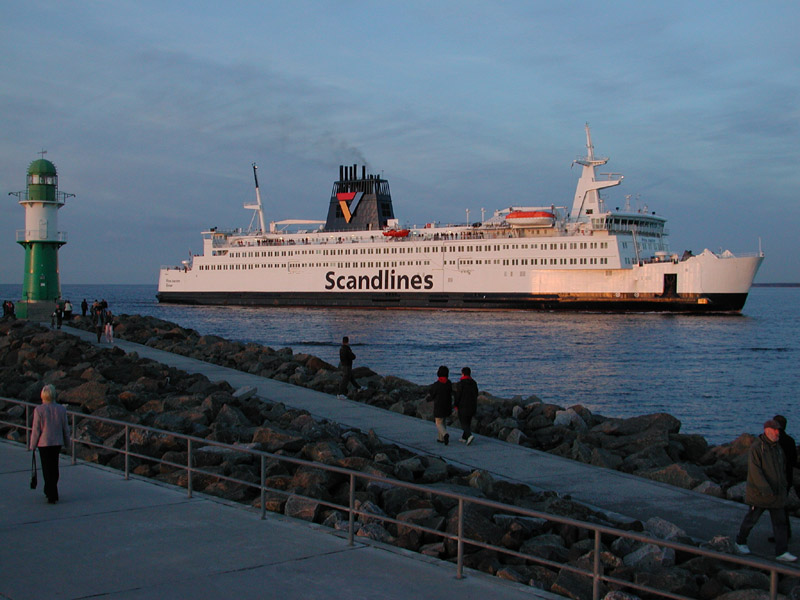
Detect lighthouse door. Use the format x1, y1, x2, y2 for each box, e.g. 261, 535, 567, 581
663, 273, 677, 297
38, 219, 48, 240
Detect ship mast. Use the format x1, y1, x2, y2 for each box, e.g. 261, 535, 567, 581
570, 124, 623, 220
244, 162, 267, 234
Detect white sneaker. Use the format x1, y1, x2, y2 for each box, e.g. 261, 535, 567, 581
336, 394, 347, 400
359, 386, 368, 391
466, 435, 474, 446
735, 543, 751, 555
777, 551, 798, 562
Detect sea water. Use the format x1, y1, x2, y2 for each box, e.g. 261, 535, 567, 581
1, 284, 797, 445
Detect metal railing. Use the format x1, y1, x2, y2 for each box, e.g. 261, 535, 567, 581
2, 396, 798, 600
15, 229, 68, 243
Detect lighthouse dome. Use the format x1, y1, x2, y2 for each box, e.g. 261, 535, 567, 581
27, 159, 57, 176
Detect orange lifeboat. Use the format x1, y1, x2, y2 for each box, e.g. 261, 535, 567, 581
383, 229, 410, 237
504, 210, 555, 228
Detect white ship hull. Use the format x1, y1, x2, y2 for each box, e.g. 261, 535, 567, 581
157, 128, 763, 313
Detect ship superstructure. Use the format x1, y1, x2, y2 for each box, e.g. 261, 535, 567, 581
157, 127, 763, 312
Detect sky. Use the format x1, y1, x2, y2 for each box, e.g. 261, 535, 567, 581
1, 1, 798, 285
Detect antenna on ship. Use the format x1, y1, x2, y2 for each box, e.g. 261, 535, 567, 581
244, 162, 267, 234
569, 123, 623, 221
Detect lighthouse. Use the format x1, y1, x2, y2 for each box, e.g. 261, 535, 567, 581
10, 154, 74, 320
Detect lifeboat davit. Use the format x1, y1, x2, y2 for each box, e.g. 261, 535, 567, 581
383, 229, 410, 238
504, 210, 556, 228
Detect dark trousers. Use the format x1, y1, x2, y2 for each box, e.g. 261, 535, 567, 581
737, 505, 789, 554
338, 365, 357, 395
38, 445, 62, 502
459, 412, 473, 439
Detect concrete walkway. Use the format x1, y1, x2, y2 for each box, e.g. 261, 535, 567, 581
0, 442, 553, 600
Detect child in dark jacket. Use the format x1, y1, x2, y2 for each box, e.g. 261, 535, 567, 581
454, 366, 478, 445
427, 365, 453, 445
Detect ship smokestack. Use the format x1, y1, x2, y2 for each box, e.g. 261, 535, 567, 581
362, 165, 366, 180
339, 165, 343, 181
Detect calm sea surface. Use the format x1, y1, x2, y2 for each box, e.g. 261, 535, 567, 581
1, 284, 797, 445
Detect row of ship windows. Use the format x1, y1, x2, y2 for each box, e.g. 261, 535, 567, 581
454, 257, 610, 266
197, 256, 611, 270
216, 241, 612, 258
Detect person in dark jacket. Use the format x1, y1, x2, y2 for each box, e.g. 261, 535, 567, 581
735, 419, 797, 561
337, 336, 359, 399
454, 366, 478, 445
427, 365, 453, 445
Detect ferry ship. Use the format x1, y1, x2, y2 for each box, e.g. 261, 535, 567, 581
157, 127, 763, 312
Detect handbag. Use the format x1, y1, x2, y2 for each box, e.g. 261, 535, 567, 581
30, 450, 37, 489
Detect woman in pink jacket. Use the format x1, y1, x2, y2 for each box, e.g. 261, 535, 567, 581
29, 384, 71, 503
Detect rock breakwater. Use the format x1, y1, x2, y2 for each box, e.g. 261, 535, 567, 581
69, 314, 797, 508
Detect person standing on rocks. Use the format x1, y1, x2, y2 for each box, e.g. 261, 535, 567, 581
103, 310, 115, 344
337, 336, 359, 400
735, 419, 797, 562
454, 366, 478, 445
63, 299, 73, 321
427, 365, 453, 445
81, 298, 88, 317
29, 384, 71, 504
95, 302, 106, 343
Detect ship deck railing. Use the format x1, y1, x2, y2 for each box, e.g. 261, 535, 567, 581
1, 396, 795, 600
208, 227, 583, 250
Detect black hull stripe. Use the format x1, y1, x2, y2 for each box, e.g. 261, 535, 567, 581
155, 291, 750, 313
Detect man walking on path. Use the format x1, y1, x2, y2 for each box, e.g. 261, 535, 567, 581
337, 336, 360, 399
735, 419, 797, 562
454, 366, 478, 445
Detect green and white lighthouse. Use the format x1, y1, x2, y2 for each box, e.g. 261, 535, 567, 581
10, 154, 74, 320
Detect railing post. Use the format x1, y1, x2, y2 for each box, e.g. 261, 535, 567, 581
70, 413, 76, 464
456, 498, 464, 579
25, 405, 30, 449
124, 424, 130, 480
770, 569, 777, 600
593, 529, 601, 600
348, 473, 355, 546
187, 438, 193, 498
260, 455, 266, 520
